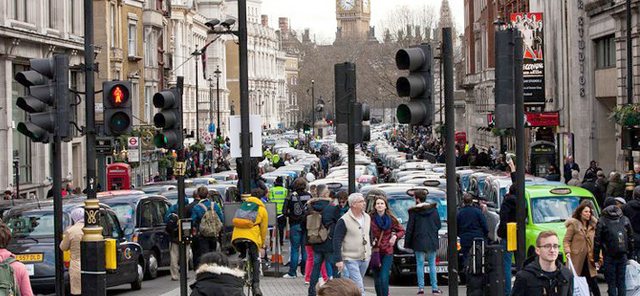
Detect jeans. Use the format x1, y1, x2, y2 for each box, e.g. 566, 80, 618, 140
500, 240, 512, 296
308, 251, 336, 296
287, 223, 306, 276
193, 235, 217, 268
344, 259, 370, 296
603, 255, 627, 296
415, 251, 438, 291
373, 254, 393, 296
277, 216, 286, 246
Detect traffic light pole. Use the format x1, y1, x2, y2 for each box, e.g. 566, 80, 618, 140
176, 77, 188, 296
82, 0, 106, 294
442, 27, 458, 295
53, 139, 65, 295
514, 30, 527, 270
238, 0, 251, 193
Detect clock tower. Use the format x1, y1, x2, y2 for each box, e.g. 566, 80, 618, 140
335, 0, 371, 42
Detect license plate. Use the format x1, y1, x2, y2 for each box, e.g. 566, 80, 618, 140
424, 266, 448, 273
16, 253, 43, 263
24, 264, 34, 276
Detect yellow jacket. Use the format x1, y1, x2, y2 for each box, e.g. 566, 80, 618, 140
231, 196, 269, 248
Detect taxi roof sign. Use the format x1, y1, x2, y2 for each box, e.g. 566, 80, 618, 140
550, 188, 572, 195
423, 180, 441, 187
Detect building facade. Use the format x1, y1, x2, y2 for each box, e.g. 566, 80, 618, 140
0, 0, 86, 197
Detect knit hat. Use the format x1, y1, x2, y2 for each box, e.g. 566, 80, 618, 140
70, 207, 85, 223
614, 197, 627, 205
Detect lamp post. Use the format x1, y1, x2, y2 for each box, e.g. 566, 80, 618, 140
311, 80, 315, 139
208, 77, 214, 135
192, 47, 202, 144
214, 66, 222, 139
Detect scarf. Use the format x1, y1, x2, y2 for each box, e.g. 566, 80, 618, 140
374, 213, 391, 230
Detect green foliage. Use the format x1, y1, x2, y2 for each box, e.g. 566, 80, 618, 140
190, 142, 205, 152
491, 127, 513, 137
610, 104, 640, 126
158, 154, 173, 169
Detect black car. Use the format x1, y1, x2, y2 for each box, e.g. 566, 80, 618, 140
363, 185, 451, 282
3, 199, 144, 294
97, 190, 171, 279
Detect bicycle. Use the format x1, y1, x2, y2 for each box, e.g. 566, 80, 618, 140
233, 238, 257, 296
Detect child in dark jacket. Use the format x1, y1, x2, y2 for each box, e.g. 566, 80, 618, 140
190, 252, 245, 296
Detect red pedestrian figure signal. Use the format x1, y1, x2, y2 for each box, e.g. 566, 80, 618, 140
110, 85, 127, 106
103, 81, 132, 136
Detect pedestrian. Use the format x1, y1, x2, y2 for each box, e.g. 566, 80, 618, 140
333, 193, 371, 296
563, 201, 600, 296
230, 192, 269, 296
336, 191, 349, 216
582, 171, 604, 208
316, 278, 360, 296
457, 193, 489, 268
307, 187, 340, 296
623, 186, 640, 260
545, 164, 561, 182
0, 223, 33, 296
165, 195, 193, 281
189, 252, 244, 296
511, 231, 573, 296
2, 189, 11, 200
594, 197, 636, 296
191, 186, 224, 267
496, 184, 516, 296
405, 189, 443, 295
304, 185, 330, 286
567, 170, 582, 186
60, 207, 84, 296
368, 190, 405, 296
606, 172, 625, 198
563, 155, 580, 184
269, 177, 288, 247
586, 160, 601, 177
282, 177, 312, 278
596, 170, 609, 206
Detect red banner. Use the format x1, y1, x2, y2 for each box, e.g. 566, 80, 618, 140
487, 112, 559, 127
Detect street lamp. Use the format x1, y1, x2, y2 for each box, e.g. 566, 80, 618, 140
311, 80, 315, 138
214, 66, 222, 139
192, 46, 202, 143
208, 77, 214, 137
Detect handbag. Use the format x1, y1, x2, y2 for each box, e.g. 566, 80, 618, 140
368, 230, 385, 270
567, 257, 590, 296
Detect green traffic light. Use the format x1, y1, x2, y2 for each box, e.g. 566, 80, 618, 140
153, 134, 167, 148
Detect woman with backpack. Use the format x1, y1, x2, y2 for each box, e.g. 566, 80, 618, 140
367, 190, 405, 296
0, 222, 33, 296
564, 200, 600, 296
304, 185, 330, 285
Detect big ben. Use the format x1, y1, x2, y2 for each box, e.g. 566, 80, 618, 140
335, 0, 371, 42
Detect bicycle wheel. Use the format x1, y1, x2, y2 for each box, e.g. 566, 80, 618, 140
244, 250, 253, 296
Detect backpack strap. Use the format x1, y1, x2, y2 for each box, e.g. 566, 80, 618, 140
1, 257, 15, 265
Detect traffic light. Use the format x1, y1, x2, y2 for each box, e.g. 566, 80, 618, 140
103, 81, 132, 136
334, 62, 356, 144
14, 54, 70, 143
153, 88, 183, 150
351, 102, 370, 143
395, 44, 434, 126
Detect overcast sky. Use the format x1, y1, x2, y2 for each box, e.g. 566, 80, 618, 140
260, 0, 464, 44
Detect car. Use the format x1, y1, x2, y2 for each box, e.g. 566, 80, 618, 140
138, 184, 176, 195
97, 191, 172, 280
523, 185, 600, 261
362, 185, 452, 282
4, 200, 144, 294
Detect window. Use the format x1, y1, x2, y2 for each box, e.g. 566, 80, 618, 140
595, 35, 615, 69
70, 71, 80, 137
128, 23, 137, 56
12, 64, 32, 184
145, 85, 154, 123
139, 201, 155, 227
110, 3, 116, 46
144, 27, 157, 67
12, 0, 27, 21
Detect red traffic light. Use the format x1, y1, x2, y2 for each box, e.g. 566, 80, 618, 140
109, 85, 129, 107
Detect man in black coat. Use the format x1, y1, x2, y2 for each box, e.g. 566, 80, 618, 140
581, 171, 604, 207
623, 186, 640, 260
404, 190, 443, 294
497, 184, 517, 296
511, 231, 573, 296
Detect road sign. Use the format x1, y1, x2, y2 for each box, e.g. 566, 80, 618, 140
229, 115, 262, 158
204, 135, 211, 144
208, 123, 216, 133
127, 137, 140, 163
128, 137, 138, 147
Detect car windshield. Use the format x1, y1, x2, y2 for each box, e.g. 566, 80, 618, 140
531, 196, 582, 223
109, 203, 136, 230
6, 211, 69, 237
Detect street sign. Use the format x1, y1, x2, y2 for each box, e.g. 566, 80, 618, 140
204, 135, 211, 144
229, 115, 262, 158
127, 137, 140, 163
208, 123, 216, 133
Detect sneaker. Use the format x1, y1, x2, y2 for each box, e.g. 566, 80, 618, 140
417, 290, 424, 295
304, 281, 309, 285
432, 289, 443, 295
253, 286, 263, 296
282, 273, 297, 279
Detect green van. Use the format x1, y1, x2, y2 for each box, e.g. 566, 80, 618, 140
523, 185, 600, 260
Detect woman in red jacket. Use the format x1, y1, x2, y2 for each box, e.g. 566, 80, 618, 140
368, 190, 405, 296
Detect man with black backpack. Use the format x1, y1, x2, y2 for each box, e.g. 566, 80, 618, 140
594, 197, 636, 296
305, 192, 340, 296
191, 187, 224, 268
282, 177, 312, 278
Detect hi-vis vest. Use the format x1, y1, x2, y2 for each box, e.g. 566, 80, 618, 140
269, 186, 288, 214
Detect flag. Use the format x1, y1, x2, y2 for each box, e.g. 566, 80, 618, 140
201, 45, 208, 80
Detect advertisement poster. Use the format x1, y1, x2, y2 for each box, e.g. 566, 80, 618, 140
511, 12, 545, 105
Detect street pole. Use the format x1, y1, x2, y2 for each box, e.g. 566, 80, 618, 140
82, 0, 106, 294
443, 27, 458, 295
215, 66, 222, 139
239, 0, 252, 194
311, 80, 315, 139
193, 48, 201, 144
209, 77, 214, 175
176, 76, 188, 296
627, 0, 634, 171
13, 159, 19, 201
514, 29, 527, 270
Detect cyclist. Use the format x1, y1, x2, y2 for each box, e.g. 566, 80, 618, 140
231, 192, 269, 296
